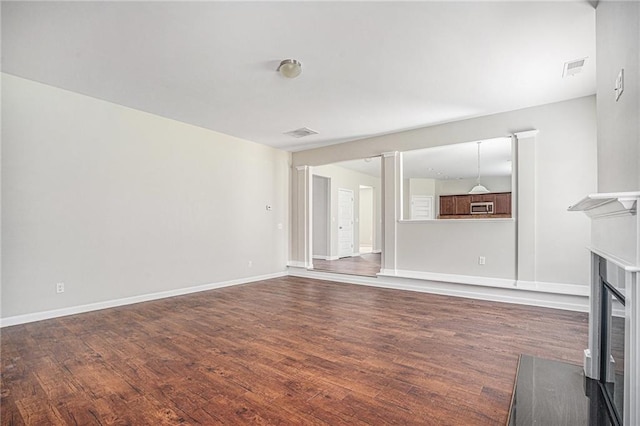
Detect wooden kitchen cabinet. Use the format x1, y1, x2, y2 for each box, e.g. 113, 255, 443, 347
439, 195, 455, 216
454, 195, 471, 215
439, 192, 512, 218
471, 194, 494, 203
495, 192, 512, 215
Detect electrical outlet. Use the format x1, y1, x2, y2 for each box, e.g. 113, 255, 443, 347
56, 282, 65, 293
248, 260, 253, 268
478, 256, 486, 265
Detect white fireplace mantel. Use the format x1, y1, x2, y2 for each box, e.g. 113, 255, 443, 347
568, 191, 640, 218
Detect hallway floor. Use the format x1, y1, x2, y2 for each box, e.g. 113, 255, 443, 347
312, 253, 381, 277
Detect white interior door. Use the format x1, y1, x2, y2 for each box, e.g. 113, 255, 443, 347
338, 188, 354, 258
411, 195, 434, 220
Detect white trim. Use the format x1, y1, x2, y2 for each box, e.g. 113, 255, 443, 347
0, 271, 288, 328
584, 349, 595, 379
295, 165, 308, 171
568, 191, 639, 218
381, 151, 399, 158
515, 280, 590, 296
1, 268, 590, 328
589, 246, 640, 272
289, 268, 588, 312
378, 269, 588, 296
379, 269, 515, 288
513, 129, 539, 139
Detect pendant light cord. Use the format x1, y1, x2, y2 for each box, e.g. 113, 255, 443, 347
476, 142, 482, 184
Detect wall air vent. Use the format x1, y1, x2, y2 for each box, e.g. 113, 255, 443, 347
563, 58, 587, 78
284, 127, 318, 138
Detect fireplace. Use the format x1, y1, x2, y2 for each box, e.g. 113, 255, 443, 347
589, 254, 627, 425
569, 192, 640, 426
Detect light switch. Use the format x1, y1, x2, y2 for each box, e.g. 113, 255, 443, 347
615, 69, 624, 101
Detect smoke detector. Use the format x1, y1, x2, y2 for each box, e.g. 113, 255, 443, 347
563, 58, 587, 78
284, 127, 318, 138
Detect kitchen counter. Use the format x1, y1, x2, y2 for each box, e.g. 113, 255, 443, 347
437, 214, 512, 219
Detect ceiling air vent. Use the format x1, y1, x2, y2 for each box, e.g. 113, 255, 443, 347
284, 127, 318, 138
563, 58, 586, 78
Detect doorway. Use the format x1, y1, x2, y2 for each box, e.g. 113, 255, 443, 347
310, 158, 382, 277
312, 175, 331, 260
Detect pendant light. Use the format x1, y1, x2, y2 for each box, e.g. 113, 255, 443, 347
469, 141, 490, 194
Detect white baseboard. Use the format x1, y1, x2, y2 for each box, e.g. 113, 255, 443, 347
380, 270, 590, 297
0, 271, 288, 328
2, 266, 590, 328
515, 279, 589, 296
381, 269, 516, 288
290, 268, 589, 312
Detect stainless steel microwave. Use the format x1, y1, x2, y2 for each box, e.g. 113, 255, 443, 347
470, 202, 494, 214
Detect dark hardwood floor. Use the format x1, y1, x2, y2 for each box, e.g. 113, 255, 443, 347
1, 276, 588, 425
312, 253, 381, 277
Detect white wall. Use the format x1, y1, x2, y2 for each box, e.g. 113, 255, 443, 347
409, 178, 436, 197
595, 2, 640, 193
403, 178, 436, 219
312, 164, 381, 257
1, 74, 290, 319
397, 221, 515, 278
590, 2, 640, 266
292, 96, 597, 288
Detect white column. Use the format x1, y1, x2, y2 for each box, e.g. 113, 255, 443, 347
290, 165, 313, 269
380, 151, 401, 275
514, 130, 538, 282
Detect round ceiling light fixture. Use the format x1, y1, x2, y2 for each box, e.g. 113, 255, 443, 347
277, 59, 302, 78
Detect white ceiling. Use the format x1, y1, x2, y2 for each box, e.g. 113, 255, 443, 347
335, 136, 511, 179
1, 1, 596, 152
